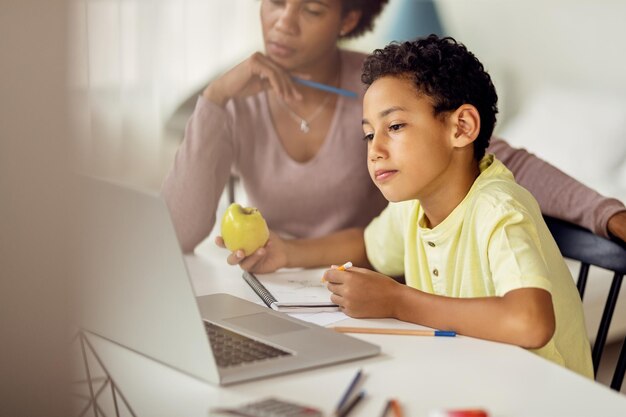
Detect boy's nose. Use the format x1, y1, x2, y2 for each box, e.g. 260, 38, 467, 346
368, 136, 387, 161
369, 148, 384, 161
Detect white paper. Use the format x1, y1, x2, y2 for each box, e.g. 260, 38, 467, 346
288, 311, 349, 327
255, 268, 334, 304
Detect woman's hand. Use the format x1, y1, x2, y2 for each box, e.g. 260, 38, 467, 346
323, 266, 403, 318
215, 230, 288, 274
203, 52, 303, 107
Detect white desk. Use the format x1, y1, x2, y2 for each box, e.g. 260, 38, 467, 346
83, 249, 626, 417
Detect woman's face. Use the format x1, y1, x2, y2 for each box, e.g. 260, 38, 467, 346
261, 0, 351, 71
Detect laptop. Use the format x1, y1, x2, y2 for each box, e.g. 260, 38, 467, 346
74, 177, 380, 385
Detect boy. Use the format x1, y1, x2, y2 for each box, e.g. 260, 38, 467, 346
222, 35, 593, 378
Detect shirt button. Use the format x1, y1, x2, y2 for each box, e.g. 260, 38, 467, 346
433, 268, 439, 276
427, 241, 436, 247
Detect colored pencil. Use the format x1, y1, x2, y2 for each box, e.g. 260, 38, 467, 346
332, 327, 456, 337
379, 399, 393, 417
336, 261, 353, 271
335, 368, 363, 413
337, 390, 365, 417
322, 261, 352, 283
293, 77, 358, 98
391, 399, 404, 417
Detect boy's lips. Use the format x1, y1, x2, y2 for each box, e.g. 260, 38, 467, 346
374, 169, 398, 182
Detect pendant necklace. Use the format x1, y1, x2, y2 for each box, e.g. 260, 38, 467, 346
276, 93, 331, 134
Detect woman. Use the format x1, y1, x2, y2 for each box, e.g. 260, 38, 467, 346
162, 0, 626, 254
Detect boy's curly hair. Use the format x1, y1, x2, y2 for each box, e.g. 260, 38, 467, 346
361, 35, 498, 160
341, 0, 389, 39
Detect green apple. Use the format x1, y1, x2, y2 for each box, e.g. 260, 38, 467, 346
220, 203, 269, 256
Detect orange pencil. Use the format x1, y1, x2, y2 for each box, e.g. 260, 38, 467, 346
391, 399, 404, 417
322, 261, 352, 282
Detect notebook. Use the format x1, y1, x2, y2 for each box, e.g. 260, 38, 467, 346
75, 177, 380, 385
242, 269, 339, 312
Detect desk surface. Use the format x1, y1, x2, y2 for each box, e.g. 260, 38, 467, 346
83, 247, 626, 417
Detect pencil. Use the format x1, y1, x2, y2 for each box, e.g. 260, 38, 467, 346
390, 399, 404, 417
337, 390, 365, 417
322, 261, 352, 282
332, 327, 456, 337
379, 399, 393, 417
292, 77, 358, 98
336, 261, 353, 271
335, 368, 363, 413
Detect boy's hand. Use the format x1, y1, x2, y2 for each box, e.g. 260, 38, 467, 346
215, 230, 288, 274
323, 266, 402, 318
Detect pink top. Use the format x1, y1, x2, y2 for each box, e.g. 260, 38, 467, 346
162, 50, 625, 253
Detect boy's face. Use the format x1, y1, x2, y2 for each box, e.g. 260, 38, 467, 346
362, 75, 455, 202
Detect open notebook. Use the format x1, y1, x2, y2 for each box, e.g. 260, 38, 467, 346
242, 268, 339, 313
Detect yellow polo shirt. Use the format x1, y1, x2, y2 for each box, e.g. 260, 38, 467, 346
364, 155, 593, 378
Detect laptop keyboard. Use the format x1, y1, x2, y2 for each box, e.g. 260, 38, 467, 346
204, 321, 292, 368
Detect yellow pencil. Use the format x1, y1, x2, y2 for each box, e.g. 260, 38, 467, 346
321, 261, 353, 282
332, 327, 456, 337
336, 261, 353, 271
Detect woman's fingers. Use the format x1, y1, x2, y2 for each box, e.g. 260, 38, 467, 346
250, 53, 301, 102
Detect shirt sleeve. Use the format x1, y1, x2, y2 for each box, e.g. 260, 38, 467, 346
161, 96, 236, 253
364, 202, 407, 277
488, 137, 626, 238
485, 202, 553, 297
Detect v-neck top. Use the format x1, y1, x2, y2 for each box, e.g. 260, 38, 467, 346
163, 50, 387, 249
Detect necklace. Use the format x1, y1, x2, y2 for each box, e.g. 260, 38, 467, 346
275, 93, 331, 134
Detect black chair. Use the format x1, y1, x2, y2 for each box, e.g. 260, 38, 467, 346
543, 215, 626, 391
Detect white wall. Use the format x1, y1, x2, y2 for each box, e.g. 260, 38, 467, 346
69, 0, 263, 189
437, 0, 626, 125
437, 0, 626, 200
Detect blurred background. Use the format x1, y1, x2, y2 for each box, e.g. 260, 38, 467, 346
67, 0, 626, 200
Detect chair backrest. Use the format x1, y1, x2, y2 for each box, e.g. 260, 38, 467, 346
543, 215, 626, 391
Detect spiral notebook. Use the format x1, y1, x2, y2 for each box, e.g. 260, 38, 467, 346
242, 268, 339, 313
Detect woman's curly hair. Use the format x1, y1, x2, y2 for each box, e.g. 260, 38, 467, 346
361, 35, 499, 160
341, 0, 389, 39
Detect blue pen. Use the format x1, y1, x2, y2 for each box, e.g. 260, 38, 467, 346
335, 369, 363, 413
292, 76, 358, 98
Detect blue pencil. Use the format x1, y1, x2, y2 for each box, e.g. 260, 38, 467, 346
335, 369, 363, 413
292, 77, 358, 98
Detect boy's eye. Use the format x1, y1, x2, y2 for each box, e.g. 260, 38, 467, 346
389, 123, 405, 132
362, 132, 374, 142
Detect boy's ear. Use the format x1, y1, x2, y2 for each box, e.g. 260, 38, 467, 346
340, 10, 361, 37
451, 104, 481, 149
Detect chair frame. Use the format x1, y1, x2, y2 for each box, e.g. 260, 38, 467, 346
543, 215, 626, 391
